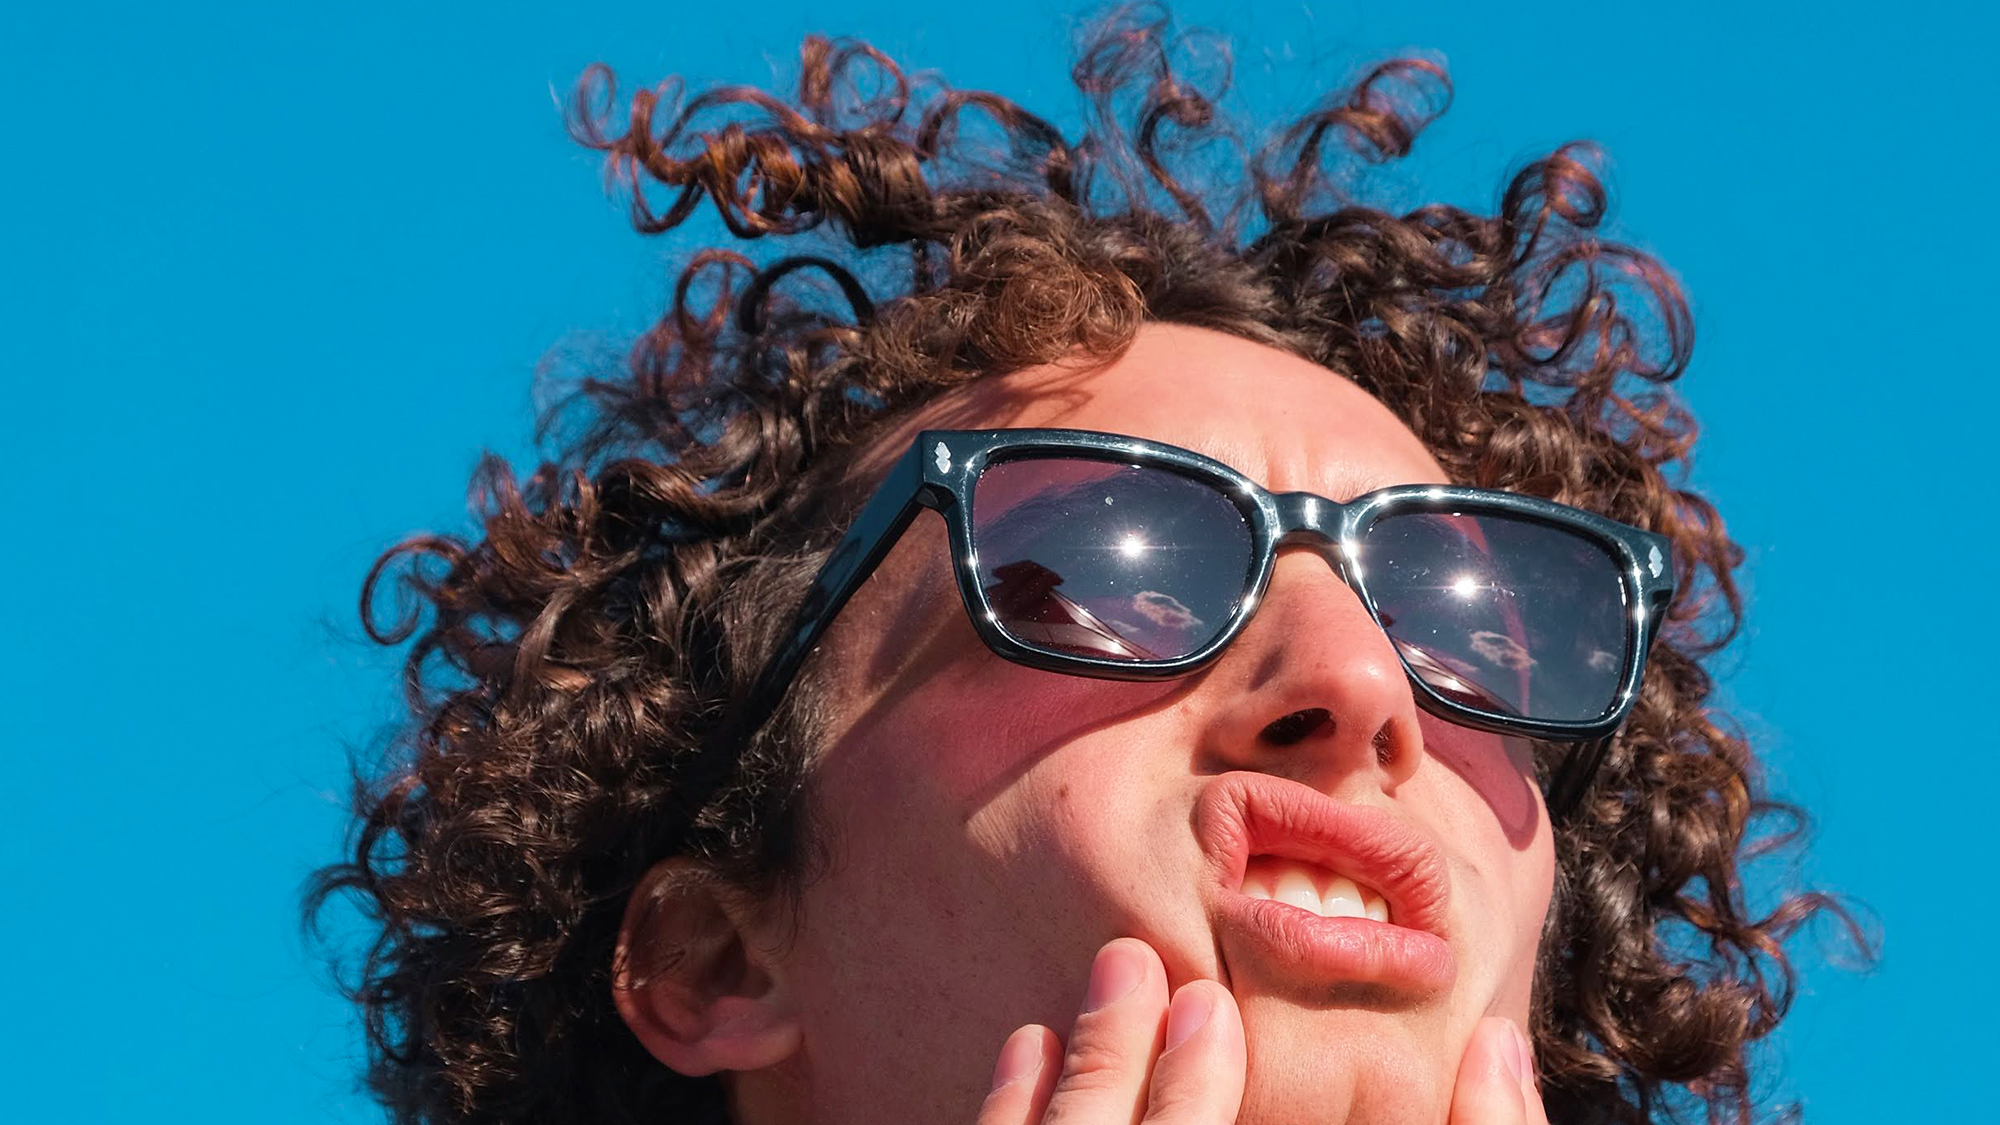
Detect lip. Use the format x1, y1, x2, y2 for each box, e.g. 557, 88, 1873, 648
1196, 773, 1456, 995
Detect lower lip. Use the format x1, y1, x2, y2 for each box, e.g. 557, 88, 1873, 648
1219, 894, 1457, 995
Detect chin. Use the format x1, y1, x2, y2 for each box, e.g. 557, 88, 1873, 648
1238, 1083, 1449, 1125
1235, 1003, 1453, 1125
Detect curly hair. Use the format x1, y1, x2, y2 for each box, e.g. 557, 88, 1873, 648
303, 7, 1859, 1124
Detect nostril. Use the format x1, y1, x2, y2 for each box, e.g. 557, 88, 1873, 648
1260, 707, 1331, 747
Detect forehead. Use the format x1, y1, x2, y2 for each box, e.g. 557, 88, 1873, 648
868, 322, 1448, 498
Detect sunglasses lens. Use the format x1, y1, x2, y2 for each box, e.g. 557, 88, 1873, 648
971, 459, 1253, 661
1360, 510, 1631, 724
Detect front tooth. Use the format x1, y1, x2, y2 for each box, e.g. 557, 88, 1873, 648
1241, 859, 1279, 900
1272, 866, 1322, 914
1363, 891, 1390, 923
1319, 876, 1367, 919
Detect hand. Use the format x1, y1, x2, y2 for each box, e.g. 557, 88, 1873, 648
976, 937, 1246, 1125
973, 936, 1549, 1125
1447, 1017, 1548, 1125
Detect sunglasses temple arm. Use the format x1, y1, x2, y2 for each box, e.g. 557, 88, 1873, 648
725, 440, 936, 750
1547, 734, 1612, 826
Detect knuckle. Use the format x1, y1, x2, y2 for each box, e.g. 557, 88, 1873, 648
1141, 1057, 1210, 1121
1055, 1036, 1142, 1094
1140, 1084, 1201, 1123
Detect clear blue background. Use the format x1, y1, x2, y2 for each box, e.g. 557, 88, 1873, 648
3, 1, 1987, 1119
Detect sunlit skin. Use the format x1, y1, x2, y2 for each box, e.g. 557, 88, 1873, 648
619, 322, 1557, 1124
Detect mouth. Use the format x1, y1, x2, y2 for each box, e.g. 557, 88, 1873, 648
1196, 773, 1456, 996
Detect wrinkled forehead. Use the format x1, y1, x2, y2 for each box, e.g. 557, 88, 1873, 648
850, 323, 1450, 500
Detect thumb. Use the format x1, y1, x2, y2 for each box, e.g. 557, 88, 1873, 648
1448, 1017, 1530, 1125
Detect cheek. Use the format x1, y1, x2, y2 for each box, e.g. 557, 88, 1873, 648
787, 656, 1201, 1118
874, 670, 1185, 810
810, 646, 1188, 932
1415, 715, 1554, 1011
1417, 714, 1543, 849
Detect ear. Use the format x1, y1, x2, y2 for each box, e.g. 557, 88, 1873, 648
611, 856, 803, 1078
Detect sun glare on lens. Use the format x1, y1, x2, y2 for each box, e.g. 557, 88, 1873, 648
1118, 534, 1147, 559
1451, 574, 1479, 599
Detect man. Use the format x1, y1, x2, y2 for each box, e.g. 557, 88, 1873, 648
307, 11, 1845, 1124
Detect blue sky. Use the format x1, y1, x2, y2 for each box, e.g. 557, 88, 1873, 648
2, 1, 1989, 1120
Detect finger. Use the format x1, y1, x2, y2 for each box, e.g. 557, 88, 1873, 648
1447, 1017, 1528, 1125
977, 1024, 1062, 1125
1040, 938, 1172, 1125
1518, 1025, 1550, 1125
1140, 980, 1245, 1124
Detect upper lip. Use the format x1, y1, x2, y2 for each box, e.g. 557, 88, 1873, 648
1195, 773, 1450, 938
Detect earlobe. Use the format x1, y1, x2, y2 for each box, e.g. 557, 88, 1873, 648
611, 857, 804, 1078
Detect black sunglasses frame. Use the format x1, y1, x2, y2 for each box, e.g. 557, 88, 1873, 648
729, 428, 1676, 815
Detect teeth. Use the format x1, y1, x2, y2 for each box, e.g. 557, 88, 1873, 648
1272, 866, 1322, 915
1241, 856, 1392, 923
1320, 875, 1366, 919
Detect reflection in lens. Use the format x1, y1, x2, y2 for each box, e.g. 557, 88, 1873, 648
1363, 510, 1629, 723
980, 558, 1154, 659
972, 458, 1253, 661
1468, 630, 1535, 672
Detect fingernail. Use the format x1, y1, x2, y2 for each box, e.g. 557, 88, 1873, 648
1505, 1020, 1532, 1085
989, 1026, 1043, 1092
1162, 987, 1215, 1053
1083, 941, 1146, 1012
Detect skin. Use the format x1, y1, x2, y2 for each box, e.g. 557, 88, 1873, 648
615, 322, 1558, 1124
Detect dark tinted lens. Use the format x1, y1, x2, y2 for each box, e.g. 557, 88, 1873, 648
971, 458, 1253, 661
1361, 510, 1629, 723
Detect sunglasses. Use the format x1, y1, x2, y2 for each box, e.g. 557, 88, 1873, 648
726, 428, 1676, 819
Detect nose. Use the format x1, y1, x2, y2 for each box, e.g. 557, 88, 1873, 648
1195, 548, 1425, 798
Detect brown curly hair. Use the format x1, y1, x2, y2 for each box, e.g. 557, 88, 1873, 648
303, 7, 1859, 1123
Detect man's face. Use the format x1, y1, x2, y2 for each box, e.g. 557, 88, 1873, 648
750, 323, 1556, 1124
